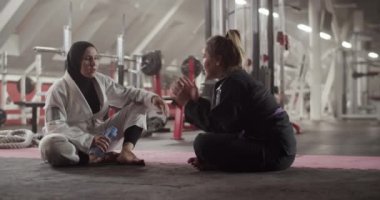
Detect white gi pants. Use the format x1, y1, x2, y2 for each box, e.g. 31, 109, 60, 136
39, 104, 147, 166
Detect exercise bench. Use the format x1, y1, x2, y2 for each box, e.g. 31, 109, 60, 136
14, 101, 45, 133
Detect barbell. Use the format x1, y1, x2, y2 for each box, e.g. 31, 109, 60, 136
180, 55, 202, 78
16, 76, 36, 95
141, 50, 162, 76
140, 53, 203, 78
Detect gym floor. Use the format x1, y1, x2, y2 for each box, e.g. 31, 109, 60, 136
1, 120, 380, 200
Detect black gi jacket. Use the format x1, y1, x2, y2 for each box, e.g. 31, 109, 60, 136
185, 69, 296, 156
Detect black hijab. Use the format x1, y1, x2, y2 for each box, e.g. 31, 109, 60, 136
66, 41, 100, 113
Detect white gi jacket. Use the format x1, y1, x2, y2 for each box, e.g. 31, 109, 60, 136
44, 71, 157, 153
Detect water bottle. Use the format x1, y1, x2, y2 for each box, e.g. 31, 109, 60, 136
89, 126, 118, 157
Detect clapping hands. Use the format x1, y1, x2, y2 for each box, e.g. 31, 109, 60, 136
170, 76, 199, 107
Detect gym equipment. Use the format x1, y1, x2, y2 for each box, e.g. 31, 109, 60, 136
143, 109, 168, 137
139, 51, 169, 136
19, 3, 72, 127
0, 109, 6, 126
141, 50, 162, 76
1, 52, 8, 112
180, 56, 202, 78
0, 129, 37, 149
352, 71, 379, 79
17, 76, 36, 95
14, 101, 45, 133
16, 54, 43, 125
173, 55, 201, 140
101, 48, 167, 137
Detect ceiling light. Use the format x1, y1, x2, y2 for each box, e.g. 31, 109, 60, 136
297, 24, 312, 32
341, 41, 352, 49
258, 8, 269, 15
258, 8, 279, 18
368, 52, 379, 59
235, 0, 247, 5
297, 24, 332, 40
319, 32, 331, 40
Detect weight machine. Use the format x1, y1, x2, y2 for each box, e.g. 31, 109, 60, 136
0, 52, 8, 126
12, 1, 74, 132
172, 55, 203, 140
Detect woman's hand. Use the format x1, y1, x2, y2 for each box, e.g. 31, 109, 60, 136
170, 76, 199, 106
91, 135, 110, 152
89, 135, 111, 163
151, 96, 169, 116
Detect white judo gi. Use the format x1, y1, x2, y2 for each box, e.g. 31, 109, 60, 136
39, 71, 157, 166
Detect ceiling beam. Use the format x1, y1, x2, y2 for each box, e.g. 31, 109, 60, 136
18, 0, 66, 54
0, 0, 38, 48
74, 9, 110, 43
0, 34, 20, 56
71, 0, 101, 32
131, 0, 185, 55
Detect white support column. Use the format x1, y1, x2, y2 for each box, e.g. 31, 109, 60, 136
34, 54, 42, 125
117, 34, 124, 85
321, 55, 336, 115
353, 11, 366, 110
325, 0, 345, 119
63, 25, 72, 56
218, 0, 226, 35
279, 0, 286, 107
335, 50, 344, 119
34, 54, 42, 102
309, 0, 322, 120
135, 55, 142, 88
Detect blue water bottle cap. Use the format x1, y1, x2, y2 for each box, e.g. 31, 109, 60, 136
105, 126, 118, 140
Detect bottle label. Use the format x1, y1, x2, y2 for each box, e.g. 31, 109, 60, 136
89, 126, 118, 157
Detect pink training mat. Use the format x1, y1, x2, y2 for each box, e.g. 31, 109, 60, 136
1, 148, 379, 170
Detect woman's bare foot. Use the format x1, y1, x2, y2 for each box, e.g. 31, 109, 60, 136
117, 150, 145, 166
187, 157, 216, 171
103, 152, 120, 163
89, 152, 120, 164
89, 154, 103, 164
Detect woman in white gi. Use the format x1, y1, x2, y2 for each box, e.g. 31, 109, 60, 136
39, 41, 167, 166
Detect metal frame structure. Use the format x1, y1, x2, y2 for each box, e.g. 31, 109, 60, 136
0, 52, 7, 110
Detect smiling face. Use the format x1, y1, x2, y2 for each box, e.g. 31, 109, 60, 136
202, 48, 222, 80
80, 47, 99, 78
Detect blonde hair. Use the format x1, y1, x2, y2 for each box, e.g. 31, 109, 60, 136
225, 29, 245, 66
206, 35, 242, 69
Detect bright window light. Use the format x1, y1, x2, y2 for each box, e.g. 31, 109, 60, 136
368, 52, 379, 59
235, 0, 247, 5
297, 24, 332, 40
341, 41, 352, 49
258, 8, 269, 15
258, 8, 279, 18
319, 32, 331, 40
297, 24, 312, 32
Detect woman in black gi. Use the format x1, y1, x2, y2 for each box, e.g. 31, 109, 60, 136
170, 35, 296, 172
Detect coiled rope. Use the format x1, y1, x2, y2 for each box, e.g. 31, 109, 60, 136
0, 129, 41, 149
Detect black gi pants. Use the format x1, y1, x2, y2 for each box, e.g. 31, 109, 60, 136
193, 132, 295, 172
